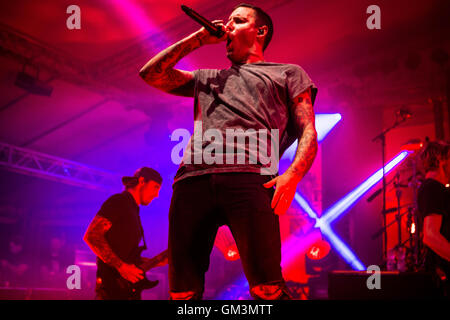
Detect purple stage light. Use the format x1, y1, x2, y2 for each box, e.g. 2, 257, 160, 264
281, 113, 342, 161
316, 113, 342, 142
292, 151, 411, 272
322, 151, 411, 225
218, 117, 413, 299
111, 0, 192, 70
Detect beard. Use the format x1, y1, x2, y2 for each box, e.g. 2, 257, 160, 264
138, 185, 147, 205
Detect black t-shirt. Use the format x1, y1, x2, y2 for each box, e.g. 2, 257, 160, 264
174, 62, 317, 183
95, 191, 144, 277
417, 178, 450, 274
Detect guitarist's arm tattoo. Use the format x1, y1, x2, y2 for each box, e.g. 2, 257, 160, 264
285, 88, 318, 181
83, 216, 124, 270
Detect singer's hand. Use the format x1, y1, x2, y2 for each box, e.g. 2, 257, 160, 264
194, 20, 228, 45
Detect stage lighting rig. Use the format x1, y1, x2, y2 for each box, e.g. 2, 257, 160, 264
14, 63, 53, 96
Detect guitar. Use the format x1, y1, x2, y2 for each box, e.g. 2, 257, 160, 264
116, 248, 168, 296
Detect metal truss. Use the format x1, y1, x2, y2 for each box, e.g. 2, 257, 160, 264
0, 141, 120, 191
0, 23, 89, 81
0, 23, 130, 102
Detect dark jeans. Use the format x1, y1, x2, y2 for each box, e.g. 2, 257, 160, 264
168, 173, 285, 299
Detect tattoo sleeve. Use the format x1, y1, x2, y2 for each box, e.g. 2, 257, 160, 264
139, 32, 204, 97
83, 216, 124, 270
286, 88, 318, 181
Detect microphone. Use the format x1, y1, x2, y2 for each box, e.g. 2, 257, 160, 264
181, 5, 225, 38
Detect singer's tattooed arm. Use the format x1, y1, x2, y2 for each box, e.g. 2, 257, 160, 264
83, 216, 124, 270
286, 88, 318, 182
262, 87, 318, 215
139, 33, 204, 97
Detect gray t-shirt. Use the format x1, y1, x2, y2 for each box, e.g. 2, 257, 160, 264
174, 62, 317, 183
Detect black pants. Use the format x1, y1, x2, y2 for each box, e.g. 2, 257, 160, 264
168, 173, 285, 299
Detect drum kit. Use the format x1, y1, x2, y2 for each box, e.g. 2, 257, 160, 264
370, 137, 427, 272
370, 106, 430, 272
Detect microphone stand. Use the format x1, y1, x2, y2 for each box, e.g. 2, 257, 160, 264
372, 114, 409, 266
372, 209, 409, 240
409, 153, 421, 268
394, 172, 403, 249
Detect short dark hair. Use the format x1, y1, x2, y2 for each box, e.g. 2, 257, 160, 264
420, 140, 450, 173
233, 3, 273, 51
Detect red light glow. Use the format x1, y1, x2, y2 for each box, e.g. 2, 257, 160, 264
306, 240, 331, 260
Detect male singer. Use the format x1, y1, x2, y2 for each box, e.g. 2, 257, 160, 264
139, 3, 318, 300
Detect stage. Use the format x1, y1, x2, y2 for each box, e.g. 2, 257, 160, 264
0, 0, 449, 301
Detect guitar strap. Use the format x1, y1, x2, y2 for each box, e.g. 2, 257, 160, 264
137, 211, 147, 250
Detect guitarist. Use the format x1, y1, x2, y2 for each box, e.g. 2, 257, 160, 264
84, 167, 165, 300
418, 141, 450, 298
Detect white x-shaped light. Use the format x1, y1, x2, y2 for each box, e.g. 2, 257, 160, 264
293, 151, 410, 270
217, 114, 411, 299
